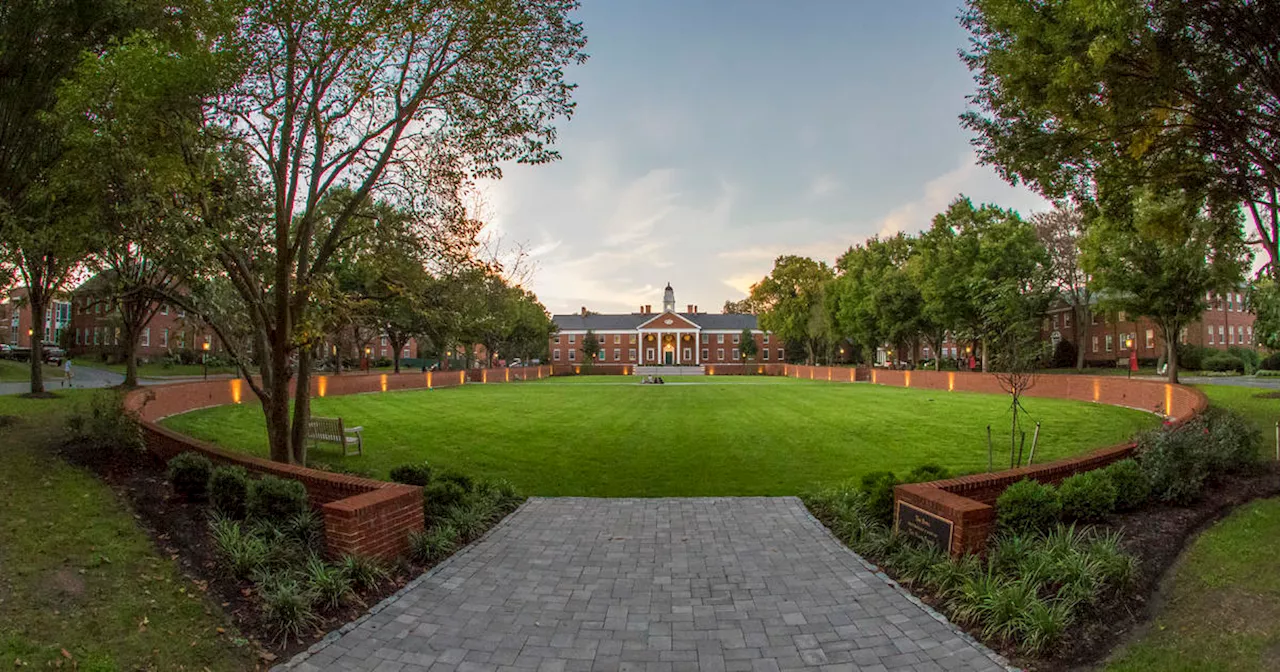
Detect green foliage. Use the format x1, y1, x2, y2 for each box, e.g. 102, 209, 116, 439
208, 465, 249, 519
389, 462, 432, 487
424, 480, 468, 520
1261, 351, 1280, 371
166, 452, 212, 500
1058, 471, 1118, 523
1256, 369, 1280, 378
1103, 459, 1150, 512
995, 480, 1061, 535
443, 501, 496, 542
208, 515, 268, 580
304, 555, 355, 611
581, 330, 601, 364
246, 476, 309, 525
1015, 597, 1074, 655
1198, 407, 1262, 474
1202, 352, 1245, 373
68, 393, 144, 453
339, 555, 388, 592
1227, 347, 1260, 374
1136, 408, 1258, 505
284, 509, 325, 550
408, 524, 460, 564
1176, 343, 1213, 372
906, 464, 952, 483
435, 470, 475, 493
858, 471, 899, 526
257, 573, 319, 644
750, 255, 836, 364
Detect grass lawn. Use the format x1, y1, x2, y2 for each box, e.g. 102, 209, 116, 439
0, 391, 252, 671
75, 360, 238, 378
1104, 384, 1280, 671
0, 358, 64, 382
162, 376, 1158, 496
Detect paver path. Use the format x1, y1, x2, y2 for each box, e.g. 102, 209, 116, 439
283, 498, 1008, 672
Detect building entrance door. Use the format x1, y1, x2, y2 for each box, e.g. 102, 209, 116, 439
664, 350, 673, 365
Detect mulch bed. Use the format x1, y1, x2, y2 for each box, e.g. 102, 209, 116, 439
57, 439, 429, 666
859, 464, 1280, 671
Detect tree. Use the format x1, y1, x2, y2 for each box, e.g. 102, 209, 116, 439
750, 256, 835, 365
581, 330, 601, 367
738, 328, 758, 365
722, 298, 755, 314
961, 0, 1280, 280
1032, 207, 1091, 370
1081, 185, 1251, 384
99, 0, 589, 464
0, 0, 158, 394
829, 234, 922, 366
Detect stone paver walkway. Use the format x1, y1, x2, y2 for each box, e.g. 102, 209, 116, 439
282, 498, 1008, 672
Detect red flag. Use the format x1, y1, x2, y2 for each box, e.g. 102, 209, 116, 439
1129, 349, 1138, 371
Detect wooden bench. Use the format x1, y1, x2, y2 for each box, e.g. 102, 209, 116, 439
306, 416, 363, 456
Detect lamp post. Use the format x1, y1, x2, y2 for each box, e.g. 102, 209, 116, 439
364, 347, 371, 372
1124, 337, 1134, 379
202, 341, 210, 380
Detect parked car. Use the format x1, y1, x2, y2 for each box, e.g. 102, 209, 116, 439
0, 343, 12, 359
42, 344, 66, 364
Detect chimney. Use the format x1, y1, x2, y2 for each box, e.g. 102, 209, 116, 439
645, 304, 651, 314
687, 304, 693, 313
639, 305, 644, 314
694, 305, 699, 313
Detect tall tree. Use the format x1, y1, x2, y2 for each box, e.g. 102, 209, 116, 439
1081, 185, 1251, 383
962, 0, 1280, 279
0, 0, 159, 394
750, 255, 835, 365
580, 329, 600, 366
738, 328, 758, 365
1032, 206, 1091, 371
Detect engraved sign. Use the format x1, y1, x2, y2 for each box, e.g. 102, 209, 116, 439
895, 500, 953, 551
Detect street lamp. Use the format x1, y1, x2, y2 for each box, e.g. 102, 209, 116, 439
202, 341, 211, 380
364, 346, 371, 372
1125, 337, 1135, 379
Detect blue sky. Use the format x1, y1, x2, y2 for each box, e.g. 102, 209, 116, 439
481, 1, 1049, 315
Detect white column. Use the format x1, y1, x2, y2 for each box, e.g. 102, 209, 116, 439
695, 331, 700, 365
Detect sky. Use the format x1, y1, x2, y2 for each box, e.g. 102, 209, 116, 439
479, 1, 1051, 316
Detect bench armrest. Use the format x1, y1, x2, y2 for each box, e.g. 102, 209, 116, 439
345, 426, 363, 434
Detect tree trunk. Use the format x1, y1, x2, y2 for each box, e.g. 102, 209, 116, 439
1165, 323, 1180, 385
391, 337, 402, 373
1075, 305, 1089, 371
264, 337, 293, 463
123, 328, 140, 388
290, 347, 313, 466
981, 337, 989, 373
28, 291, 46, 395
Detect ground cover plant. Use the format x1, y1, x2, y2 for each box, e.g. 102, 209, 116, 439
0, 391, 252, 671
162, 376, 1157, 496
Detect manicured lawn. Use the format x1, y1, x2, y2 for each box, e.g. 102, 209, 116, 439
0, 391, 252, 671
162, 376, 1158, 496
1104, 384, 1280, 671
0, 358, 64, 382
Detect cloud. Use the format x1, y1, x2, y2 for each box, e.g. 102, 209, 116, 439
808, 174, 842, 198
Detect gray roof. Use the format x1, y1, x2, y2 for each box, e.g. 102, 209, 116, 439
552, 312, 759, 332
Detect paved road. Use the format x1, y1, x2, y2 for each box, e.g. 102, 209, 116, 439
1179, 375, 1280, 390
0, 364, 233, 395
282, 498, 1008, 672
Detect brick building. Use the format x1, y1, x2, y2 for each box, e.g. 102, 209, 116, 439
0, 287, 72, 347
549, 284, 779, 367
1042, 288, 1257, 365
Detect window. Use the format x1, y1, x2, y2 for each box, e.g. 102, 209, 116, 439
568, 349, 576, 361
701, 334, 708, 344
717, 348, 724, 360
380, 336, 387, 346
1118, 311, 1126, 322
1229, 326, 1236, 344
1238, 292, 1244, 309
1219, 325, 1225, 342
553, 350, 561, 361
1052, 314, 1059, 329
763, 333, 770, 344
717, 334, 725, 344
1145, 329, 1154, 348
1091, 313, 1099, 325
161, 329, 168, 347
1208, 326, 1215, 345
732, 348, 740, 361
1179, 327, 1188, 344
613, 334, 620, 344
380, 347, 387, 357
777, 348, 784, 360
762, 349, 770, 361
177, 331, 185, 348
114, 329, 120, 346
683, 347, 691, 361
94, 303, 101, 315
598, 350, 606, 361
568, 334, 576, 344
403, 346, 410, 357
178, 308, 185, 318
161, 304, 169, 315
701, 348, 708, 360
1064, 313, 1072, 328
1092, 336, 1098, 353
93, 328, 100, 345
646, 347, 655, 361
732, 333, 740, 344
141, 328, 150, 347
554, 335, 561, 344
613, 348, 620, 361
75, 329, 81, 345
628, 334, 636, 344
629, 348, 636, 360
1105, 334, 1113, 352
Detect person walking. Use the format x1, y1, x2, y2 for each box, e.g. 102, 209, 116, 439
62, 357, 73, 388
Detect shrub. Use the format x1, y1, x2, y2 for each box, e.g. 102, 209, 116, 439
304, 555, 356, 610
1200, 406, 1262, 473
1103, 459, 1150, 511
339, 554, 388, 592
209, 465, 250, 519
1176, 343, 1212, 371
423, 480, 468, 520
1257, 369, 1280, 378
978, 578, 1039, 641
284, 509, 325, 550
258, 574, 319, 643
68, 393, 144, 453
408, 524, 460, 564
1228, 346, 1260, 374
444, 501, 496, 542
167, 452, 213, 500
906, 464, 952, 484
307, 461, 376, 479
389, 462, 432, 487
859, 471, 899, 526
1058, 471, 1118, 522
209, 515, 268, 580
1015, 597, 1073, 654
1087, 530, 1139, 592
434, 470, 475, 493
1048, 338, 1077, 369
1202, 352, 1245, 373
1138, 423, 1212, 504
1262, 351, 1280, 371
995, 480, 1061, 535
247, 476, 309, 524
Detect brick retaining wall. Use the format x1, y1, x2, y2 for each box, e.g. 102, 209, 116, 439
780, 365, 1208, 555
123, 366, 553, 559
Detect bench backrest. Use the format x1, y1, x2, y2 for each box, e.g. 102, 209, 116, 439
307, 416, 344, 436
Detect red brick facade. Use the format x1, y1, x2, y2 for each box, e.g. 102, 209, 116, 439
1, 287, 72, 347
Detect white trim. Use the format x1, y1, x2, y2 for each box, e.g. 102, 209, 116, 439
635, 311, 701, 330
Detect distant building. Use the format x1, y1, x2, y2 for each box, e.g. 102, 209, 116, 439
0, 287, 71, 347
548, 284, 779, 367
